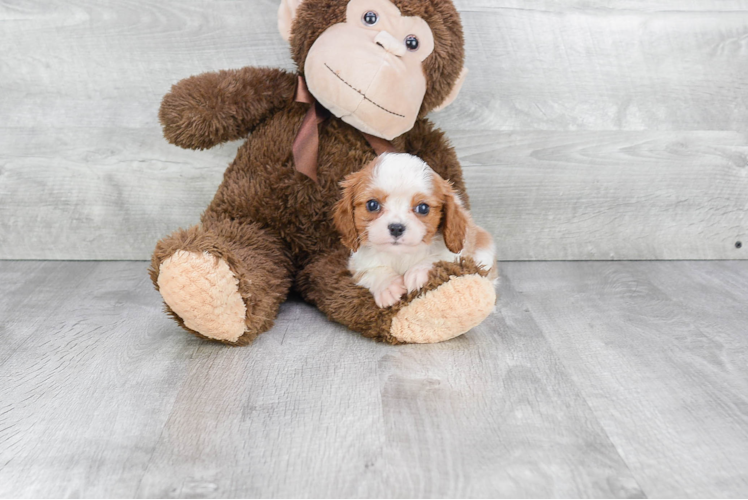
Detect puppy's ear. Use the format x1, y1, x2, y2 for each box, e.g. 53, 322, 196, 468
436, 176, 468, 253
333, 170, 365, 252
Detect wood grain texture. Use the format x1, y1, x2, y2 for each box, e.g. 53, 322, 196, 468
456, 130, 748, 260
503, 260, 748, 498
0, 128, 230, 260
1, 128, 745, 260
0, 262, 198, 497
1, 0, 747, 260
135, 296, 642, 498
3, 260, 748, 497
0, 260, 645, 498
444, 0, 748, 132
2, 0, 746, 130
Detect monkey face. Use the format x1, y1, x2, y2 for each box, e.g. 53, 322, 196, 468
303, 0, 435, 140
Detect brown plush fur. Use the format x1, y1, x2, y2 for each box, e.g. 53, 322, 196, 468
150, 219, 294, 345
296, 250, 488, 344
160, 68, 298, 150
150, 0, 481, 344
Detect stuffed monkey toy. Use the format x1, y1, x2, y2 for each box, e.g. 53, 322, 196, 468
149, 0, 497, 346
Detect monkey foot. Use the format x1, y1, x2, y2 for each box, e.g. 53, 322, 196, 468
157, 250, 247, 342
390, 274, 496, 343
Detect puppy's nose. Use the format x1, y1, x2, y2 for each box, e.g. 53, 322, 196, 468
388, 223, 406, 238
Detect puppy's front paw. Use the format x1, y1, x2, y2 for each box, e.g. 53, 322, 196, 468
404, 265, 433, 293
373, 276, 407, 308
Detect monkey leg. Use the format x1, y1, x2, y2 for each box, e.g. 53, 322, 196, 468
296, 249, 497, 344
149, 219, 293, 346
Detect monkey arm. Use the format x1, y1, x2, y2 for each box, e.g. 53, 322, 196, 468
402, 119, 471, 210
159, 67, 297, 150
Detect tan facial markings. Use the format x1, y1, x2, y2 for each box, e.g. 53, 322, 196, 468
304, 0, 435, 140
352, 188, 385, 239
410, 193, 443, 244
332, 183, 381, 249
352, 187, 445, 248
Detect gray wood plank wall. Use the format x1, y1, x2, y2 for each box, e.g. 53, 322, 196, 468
1, 0, 746, 260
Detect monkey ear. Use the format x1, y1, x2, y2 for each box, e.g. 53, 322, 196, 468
432, 67, 468, 112
278, 0, 305, 42
333, 175, 363, 252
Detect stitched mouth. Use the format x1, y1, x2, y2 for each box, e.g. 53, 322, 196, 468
324, 63, 405, 118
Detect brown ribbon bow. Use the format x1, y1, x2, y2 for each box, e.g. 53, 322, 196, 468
292, 76, 397, 183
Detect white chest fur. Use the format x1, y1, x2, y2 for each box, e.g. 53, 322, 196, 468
349, 234, 458, 278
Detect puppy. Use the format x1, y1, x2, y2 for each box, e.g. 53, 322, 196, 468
333, 153, 497, 308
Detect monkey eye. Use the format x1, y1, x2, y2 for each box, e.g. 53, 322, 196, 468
362, 11, 378, 26
414, 203, 430, 215
366, 199, 381, 212
405, 35, 419, 51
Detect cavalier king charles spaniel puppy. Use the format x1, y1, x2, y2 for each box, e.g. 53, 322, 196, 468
333, 153, 497, 308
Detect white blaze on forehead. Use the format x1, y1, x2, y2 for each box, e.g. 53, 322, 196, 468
372, 153, 434, 196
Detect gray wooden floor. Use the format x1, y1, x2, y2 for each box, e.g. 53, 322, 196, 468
1, 260, 748, 498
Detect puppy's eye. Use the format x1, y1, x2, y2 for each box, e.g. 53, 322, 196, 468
366, 199, 381, 212
415, 203, 430, 215
405, 35, 419, 51
362, 11, 378, 26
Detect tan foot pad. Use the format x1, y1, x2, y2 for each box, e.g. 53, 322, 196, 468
390, 274, 496, 344
157, 250, 246, 342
